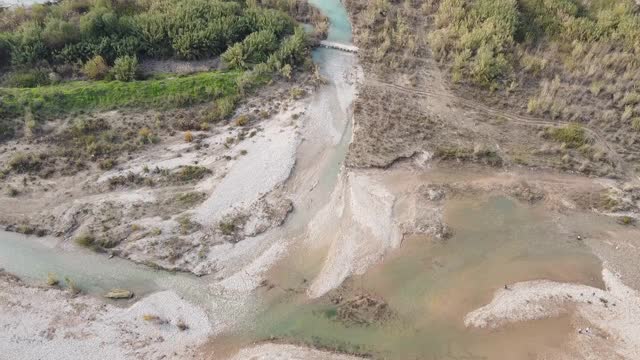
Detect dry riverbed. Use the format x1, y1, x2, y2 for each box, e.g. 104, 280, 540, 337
0, 79, 316, 275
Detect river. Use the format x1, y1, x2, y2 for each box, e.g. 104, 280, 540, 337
0, 1, 613, 359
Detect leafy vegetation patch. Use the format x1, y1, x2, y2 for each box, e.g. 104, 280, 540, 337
546, 124, 588, 148
0, 71, 240, 118
0, 0, 300, 68
0, 0, 312, 142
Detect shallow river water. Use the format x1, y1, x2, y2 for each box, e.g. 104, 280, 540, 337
249, 195, 604, 359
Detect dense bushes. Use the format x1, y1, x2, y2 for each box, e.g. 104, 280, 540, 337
222, 30, 278, 69
0, 0, 304, 72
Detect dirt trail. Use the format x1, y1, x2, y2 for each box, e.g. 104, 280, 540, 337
366, 77, 625, 171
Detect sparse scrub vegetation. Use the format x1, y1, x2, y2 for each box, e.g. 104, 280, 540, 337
7, 152, 43, 174
6, 187, 19, 197
172, 192, 206, 207
171, 165, 211, 183
15, 224, 35, 235
219, 220, 237, 236
343, 0, 640, 173
427, 0, 640, 92
176, 214, 200, 235
434, 144, 502, 166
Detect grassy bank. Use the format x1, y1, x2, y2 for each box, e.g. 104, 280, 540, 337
0, 70, 241, 117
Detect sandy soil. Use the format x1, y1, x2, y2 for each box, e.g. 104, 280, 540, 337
227, 343, 364, 360
305, 170, 402, 297
0, 272, 212, 360
465, 268, 640, 359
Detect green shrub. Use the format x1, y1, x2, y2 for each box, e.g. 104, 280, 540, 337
42, 18, 79, 49
83, 55, 110, 80
112, 55, 139, 82
548, 124, 587, 148
222, 30, 279, 69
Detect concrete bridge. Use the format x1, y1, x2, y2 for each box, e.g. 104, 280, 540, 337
318, 40, 359, 53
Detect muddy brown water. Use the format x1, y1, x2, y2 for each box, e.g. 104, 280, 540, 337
219, 195, 604, 359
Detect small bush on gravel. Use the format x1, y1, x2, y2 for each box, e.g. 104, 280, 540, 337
184, 131, 193, 142
75, 233, 95, 248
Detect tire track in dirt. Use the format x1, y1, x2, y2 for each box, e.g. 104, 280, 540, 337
366, 78, 625, 172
